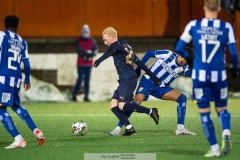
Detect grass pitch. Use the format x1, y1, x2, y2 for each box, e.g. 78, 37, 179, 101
0, 98, 239, 160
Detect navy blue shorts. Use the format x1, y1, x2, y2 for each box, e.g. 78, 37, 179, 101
112, 77, 137, 103
135, 76, 173, 101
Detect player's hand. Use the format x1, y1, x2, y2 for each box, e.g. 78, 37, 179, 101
24, 83, 31, 91
184, 47, 194, 68
230, 67, 239, 78
94, 59, 100, 67
135, 69, 141, 78
151, 76, 161, 86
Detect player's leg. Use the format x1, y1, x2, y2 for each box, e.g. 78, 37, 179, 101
162, 89, 195, 135
109, 94, 145, 136
193, 80, 220, 157
120, 77, 159, 125
0, 107, 26, 149
213, 81, 231, 156
11, 88, 45, 145
72, 67, 84, 101
113, 78, 139, 136
109, 84, 135, 136
11, 105, 45, 145
0, 84, 26, 149
83, 67, 91, 102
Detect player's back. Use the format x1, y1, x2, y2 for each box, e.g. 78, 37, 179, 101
0, 30, 28, 87
184, 18, 235, 82
190, 18, 234, 71
109, 40, 136, 79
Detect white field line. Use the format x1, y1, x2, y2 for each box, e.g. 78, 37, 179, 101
10, 114, 240, 117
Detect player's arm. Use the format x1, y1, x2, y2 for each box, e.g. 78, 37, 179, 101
184, 65, 192, 77
94, 48, 114, 67
135, 50, 156, 71
175, 21, 195, 58
133, 54, 160, 86
22, 58, 31, 91
175, 40, 189, 58
228, 43, 239, 77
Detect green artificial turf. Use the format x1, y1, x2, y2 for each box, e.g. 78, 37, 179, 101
0, 98, 239, 160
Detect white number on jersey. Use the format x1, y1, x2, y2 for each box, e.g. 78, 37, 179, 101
199, 39, 220, 63
8, 48, 21, 70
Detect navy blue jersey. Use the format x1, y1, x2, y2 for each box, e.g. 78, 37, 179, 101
95, 40, 136, 79
0, 31, 29, 88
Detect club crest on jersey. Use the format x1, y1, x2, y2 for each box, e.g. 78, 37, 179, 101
2, 92, 11, 103
178, 69, 183, 73
138, 87, 143, 92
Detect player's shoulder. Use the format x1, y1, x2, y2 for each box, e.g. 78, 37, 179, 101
220, 20, 233, 29
17, 33, 28, 45
0, 31, 6, 38
186, 19, 198, 26
111, 40, 131, 51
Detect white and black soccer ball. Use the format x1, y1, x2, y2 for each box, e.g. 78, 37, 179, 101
72, 121, 88, 136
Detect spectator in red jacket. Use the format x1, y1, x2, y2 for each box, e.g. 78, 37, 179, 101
72, 24, 98, 102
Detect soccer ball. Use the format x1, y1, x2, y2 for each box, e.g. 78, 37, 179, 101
72, 121, 88, 136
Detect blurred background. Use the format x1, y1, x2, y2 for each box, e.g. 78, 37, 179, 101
0, 0, 239, 101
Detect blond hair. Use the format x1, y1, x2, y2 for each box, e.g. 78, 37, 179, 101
102, 27, 117, 38
204, 0, 221, 11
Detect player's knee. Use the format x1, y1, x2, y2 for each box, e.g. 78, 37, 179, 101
11, 105, 29, 117
176, 94, 186, 103
0, 109, 11, 121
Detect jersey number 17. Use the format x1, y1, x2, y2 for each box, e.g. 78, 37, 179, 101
199, 39, 220, 63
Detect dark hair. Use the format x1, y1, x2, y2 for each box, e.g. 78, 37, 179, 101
4, 15, 19, 28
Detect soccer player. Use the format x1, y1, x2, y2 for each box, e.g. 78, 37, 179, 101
94, 27, 159, 136
0, 15, 45, 149
175, 0, 239, 157
109, 49, 196, 136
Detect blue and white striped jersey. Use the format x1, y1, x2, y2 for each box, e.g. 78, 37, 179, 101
178, 18, 237, 82
141, 50, 190, 87
0, 31, 29, 88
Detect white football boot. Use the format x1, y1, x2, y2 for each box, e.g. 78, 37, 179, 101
35, 129, 45, 145
204, 149, 221, 157
5, 139, 26, 149
109, 129, 121, 136
176, 128, 196, 135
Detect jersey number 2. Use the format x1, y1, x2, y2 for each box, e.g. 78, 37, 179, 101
199, 39, 220, 63
8, 48, 21, 70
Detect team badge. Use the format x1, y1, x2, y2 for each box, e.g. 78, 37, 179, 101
178, 69, 183, 73
2, 92, 11, 103
138, 87, 143, 92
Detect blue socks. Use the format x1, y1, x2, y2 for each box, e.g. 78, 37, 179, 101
0, 108, 20, 137
219, 110, 231, 131
176, 94, 186, 125
11, 105, 37, 131
200, 112, 217, 145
